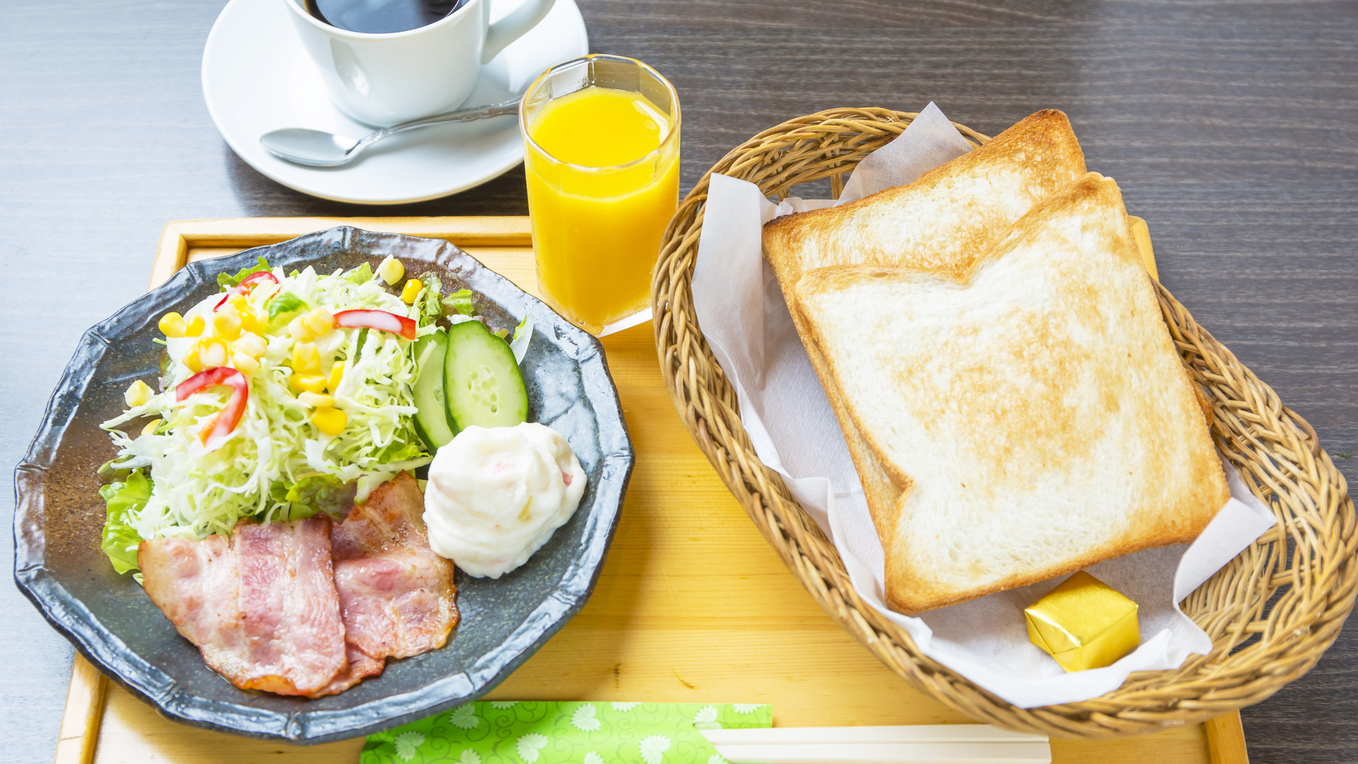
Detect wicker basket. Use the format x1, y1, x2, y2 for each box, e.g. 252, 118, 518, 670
650, 107, 1358, 739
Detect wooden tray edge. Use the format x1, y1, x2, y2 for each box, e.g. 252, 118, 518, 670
150, 216, 533, 288
55, 658, 107, 764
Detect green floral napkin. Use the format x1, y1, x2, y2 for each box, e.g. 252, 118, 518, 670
362, 702, 772, 764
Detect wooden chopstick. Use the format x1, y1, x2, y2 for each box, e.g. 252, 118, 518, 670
700, 725, 1051, 764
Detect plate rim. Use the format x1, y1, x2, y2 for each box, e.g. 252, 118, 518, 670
12, 227, 634, 743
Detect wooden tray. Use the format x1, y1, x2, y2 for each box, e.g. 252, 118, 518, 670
54, 216, 1248, 764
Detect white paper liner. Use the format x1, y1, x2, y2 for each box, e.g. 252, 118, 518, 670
690, 103, 1278, 708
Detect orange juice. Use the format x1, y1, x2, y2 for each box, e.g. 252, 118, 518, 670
523, 83, 680, 333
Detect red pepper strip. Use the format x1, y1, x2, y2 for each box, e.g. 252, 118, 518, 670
213, 271, 279, 311
175, 367, 249, 448
332, 309, 418, 340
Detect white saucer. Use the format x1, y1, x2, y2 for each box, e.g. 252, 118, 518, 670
202, 0, 588, 205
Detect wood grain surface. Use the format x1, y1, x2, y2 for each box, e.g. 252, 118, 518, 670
1, 1, 1355, 763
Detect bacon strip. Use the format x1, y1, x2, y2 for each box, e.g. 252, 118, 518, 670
140, 517, 347, 696
331, 473, 459, 661
307, 642, 386, 698
137, 474, 458, 697
139, 534, 250, 681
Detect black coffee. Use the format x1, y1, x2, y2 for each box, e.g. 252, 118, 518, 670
305, 0, 467, 34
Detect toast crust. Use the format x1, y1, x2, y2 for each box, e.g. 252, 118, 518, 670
762, 110, 1087, 534
801, 337, 906, 539
763, 109, 1086, 289
795, 174, 1230, 615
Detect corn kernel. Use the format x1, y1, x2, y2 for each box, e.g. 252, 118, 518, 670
310, 406, 348, 436
291, 341, 321, 373
234, 333, 267, 359
298, 391, 334, 408
231, 351, 260, 375
239, 307, 267, 334
158, 312, 188, 338
183, 344, 203, 372
400, 278, 424, 304
301, 308, 335, 338
211, 309, 242, 341
124, 380, 154, 407
377, 255, 404, 285
289, 373, 328, 394
198, 339, 229, 369
227, 293, 249, 311
288, 316, 315, 343
141, 419, 162, 436
327, 361, 344, 393
184, 314, 205, 337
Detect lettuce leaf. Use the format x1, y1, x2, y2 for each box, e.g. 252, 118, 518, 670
99, 471, 153, 574
416, 275, 444, 326
375, 434, 427, 464
267, 291, 309, 322
345, 263, 374, 285
217, 257, 272, 290
444, 288, 476, 316
510, 312, 534, 364
270, 473, 355, 521
354, 327, 369, 361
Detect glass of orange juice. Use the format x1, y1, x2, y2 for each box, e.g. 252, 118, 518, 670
520, 54, 681, 335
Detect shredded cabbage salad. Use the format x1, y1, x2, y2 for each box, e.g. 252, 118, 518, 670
98, 256, 472, 574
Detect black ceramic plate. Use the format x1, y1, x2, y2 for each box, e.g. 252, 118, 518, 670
13, 227, 633, 744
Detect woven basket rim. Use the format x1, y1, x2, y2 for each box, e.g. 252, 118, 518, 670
650, 106, 1358, 739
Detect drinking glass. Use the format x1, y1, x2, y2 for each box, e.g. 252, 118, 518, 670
520, 54, 681, 336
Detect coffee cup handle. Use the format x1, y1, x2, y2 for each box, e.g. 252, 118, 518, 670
481, 0, 558, 65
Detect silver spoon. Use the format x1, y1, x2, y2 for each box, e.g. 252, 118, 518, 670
259, 98, 522, 167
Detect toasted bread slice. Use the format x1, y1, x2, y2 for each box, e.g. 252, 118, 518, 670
763, 109, 1086, 538
762, 109, 1086, 290
793, 174, 1229, 615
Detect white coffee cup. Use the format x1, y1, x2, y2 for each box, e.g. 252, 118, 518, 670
284, 0, 556, 127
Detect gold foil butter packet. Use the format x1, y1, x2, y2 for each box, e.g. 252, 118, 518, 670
1025, 571, 1141, 672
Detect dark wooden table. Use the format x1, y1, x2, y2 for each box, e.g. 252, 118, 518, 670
2, 0, 1354, 761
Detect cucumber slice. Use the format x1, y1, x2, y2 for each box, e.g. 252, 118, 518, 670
443, 320, 528, 430
412, 330, 456, 450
